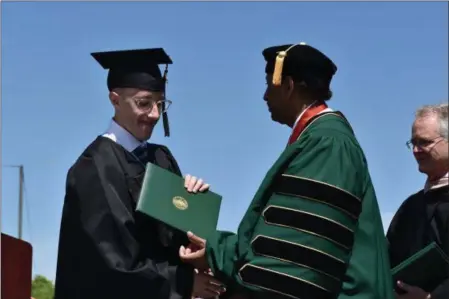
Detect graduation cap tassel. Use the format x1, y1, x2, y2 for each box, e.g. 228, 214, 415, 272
162, 64, 170, 137
162, 104, 170, 137
272, 51, 287, 86
272, 42, 306, 86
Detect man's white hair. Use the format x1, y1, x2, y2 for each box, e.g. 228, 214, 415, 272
415, 102, 448, 140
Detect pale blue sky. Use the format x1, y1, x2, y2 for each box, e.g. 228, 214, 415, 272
1, 1, 448, 282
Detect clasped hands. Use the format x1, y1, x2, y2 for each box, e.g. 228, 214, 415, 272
181, 231, 225, 298
182, 176, 226, 298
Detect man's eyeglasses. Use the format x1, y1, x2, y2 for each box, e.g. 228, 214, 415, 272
406, 136, 443, 150
132, 97, 172, 114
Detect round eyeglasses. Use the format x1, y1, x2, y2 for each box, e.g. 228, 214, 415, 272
132, 97, 172, 114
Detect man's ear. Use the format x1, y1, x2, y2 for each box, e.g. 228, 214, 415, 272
286, 76, 295, 92
283, 76, 295, 99
109, 90, 121, 109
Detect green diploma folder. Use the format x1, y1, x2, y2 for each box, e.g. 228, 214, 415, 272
136, 162, 222, 239
391, 242, 449, 292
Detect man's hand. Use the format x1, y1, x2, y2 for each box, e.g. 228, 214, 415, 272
180, 232, 209, 271
184, 174, 210, 193
192, 269, 226, 299
395, 281, 431, 299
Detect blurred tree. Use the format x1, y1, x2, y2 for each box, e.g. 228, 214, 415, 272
31, 275, 54, 299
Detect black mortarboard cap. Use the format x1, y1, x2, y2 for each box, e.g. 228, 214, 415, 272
262, 42, 337, 89
91, 48, 173, 137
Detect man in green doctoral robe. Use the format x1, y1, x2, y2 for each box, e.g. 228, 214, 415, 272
178, 43, 394, 299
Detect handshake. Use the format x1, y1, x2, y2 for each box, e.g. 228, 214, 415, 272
181, 176, 224, 298
181, 177, 223, 298
181, 232, 245, 299
191, 268, 224, 299
180, 177, 246, 298
180, 232, 225, 299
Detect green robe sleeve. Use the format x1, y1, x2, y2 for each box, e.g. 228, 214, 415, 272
206, 128, 369, 298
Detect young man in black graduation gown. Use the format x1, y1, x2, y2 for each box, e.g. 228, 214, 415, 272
387, 103, 449, 299
54, 48, 226, 299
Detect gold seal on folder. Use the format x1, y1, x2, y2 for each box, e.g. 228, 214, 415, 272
172, 196, 188, 210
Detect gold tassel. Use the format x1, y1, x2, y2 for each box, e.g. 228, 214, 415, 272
272, 51, 287, 86
272, 42, 307, 86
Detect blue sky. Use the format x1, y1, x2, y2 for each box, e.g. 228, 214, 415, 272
1, 2, 447, 282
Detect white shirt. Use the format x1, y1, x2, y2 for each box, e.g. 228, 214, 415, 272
424, 172, 449, 193
102, 119, 145, 152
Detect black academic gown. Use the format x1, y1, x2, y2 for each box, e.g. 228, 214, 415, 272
54, 136, 194, 299
387, 185, 449, 299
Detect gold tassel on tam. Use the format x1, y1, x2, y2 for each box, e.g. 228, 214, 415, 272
272, 51, 287, 86
162, 64, 170, 137
272, 42, 307, 86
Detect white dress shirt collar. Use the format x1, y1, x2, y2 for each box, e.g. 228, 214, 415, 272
102, 119, 145, 152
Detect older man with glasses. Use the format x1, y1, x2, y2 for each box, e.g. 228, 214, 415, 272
387, 103, 449, 299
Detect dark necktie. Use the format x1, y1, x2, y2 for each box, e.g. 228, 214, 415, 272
132, 143, 150, 164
